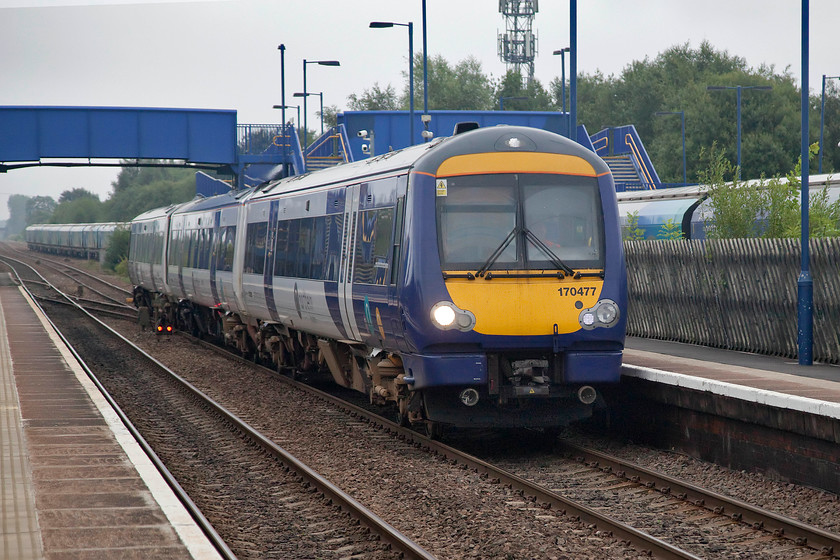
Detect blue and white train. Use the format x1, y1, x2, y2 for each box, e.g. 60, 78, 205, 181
616, 174, 840, 240
128, 124, 628, 432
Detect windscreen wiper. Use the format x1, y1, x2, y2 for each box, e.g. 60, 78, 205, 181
475, 227, 516, 277
523, 227, 576, 277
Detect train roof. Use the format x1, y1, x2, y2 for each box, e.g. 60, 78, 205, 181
171, 188, 252, 215
249, 125, 608, 202
616, 173, 840, 204
132, 202, 186, 222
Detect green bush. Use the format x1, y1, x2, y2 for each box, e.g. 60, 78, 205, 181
104, 227, 130, 271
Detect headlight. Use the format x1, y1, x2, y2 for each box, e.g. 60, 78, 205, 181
430, 301, 476, 331
579, 299, 620, 330
596, 301, 618, 324
432, 304, 456, 327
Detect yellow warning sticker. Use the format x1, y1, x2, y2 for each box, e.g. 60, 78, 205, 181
436, 179, 448, 196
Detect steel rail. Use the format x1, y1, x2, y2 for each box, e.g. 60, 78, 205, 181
0, 255, 238, 560
3, 242, 132, 303
10, 256, 437, 560
558, 440, 840, 557
184, 335, 701, 560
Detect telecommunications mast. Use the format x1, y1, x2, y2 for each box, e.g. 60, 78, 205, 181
497, 0, 538, 85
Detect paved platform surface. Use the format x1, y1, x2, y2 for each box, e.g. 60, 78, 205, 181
0, 282, 221, 560
624, 337, 840, 417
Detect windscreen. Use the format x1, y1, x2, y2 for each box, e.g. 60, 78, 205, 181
437, 173, 604, 271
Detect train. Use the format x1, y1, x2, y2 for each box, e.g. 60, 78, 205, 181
616, 174, 840, 240
39, 124, 630, 434
25, 222, 126, 262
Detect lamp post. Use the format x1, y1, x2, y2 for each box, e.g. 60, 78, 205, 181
499, 96, 527, 111
302, 59, 340, 149
798, 0, 812, 365
370, 21, 414, 146
277, 44, 287, 159
294, 92, 324, 135
570, 0, 577, 143
655, 111, 687, 186
706, 85, 772, 179
819, 74, 840, 173
552, 47, 570, 137
422, 0, 428, 116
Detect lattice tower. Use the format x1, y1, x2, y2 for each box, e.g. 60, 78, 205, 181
497, 0, 538, 85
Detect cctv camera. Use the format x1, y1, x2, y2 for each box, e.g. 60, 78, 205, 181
421, 130, 434, 139
357, 130, 368, 138
421, 114, 431, 124
361, 144, 370, 153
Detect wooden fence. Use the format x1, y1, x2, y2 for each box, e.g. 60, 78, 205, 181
624, 238, 840, 364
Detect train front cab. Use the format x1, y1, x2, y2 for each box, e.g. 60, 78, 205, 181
399, 127, 627, 429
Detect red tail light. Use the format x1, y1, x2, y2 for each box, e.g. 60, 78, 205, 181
157, 325, 163, 332
166, 325, 173, 332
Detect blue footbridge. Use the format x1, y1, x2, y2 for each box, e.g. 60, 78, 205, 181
0, 105, 664, 195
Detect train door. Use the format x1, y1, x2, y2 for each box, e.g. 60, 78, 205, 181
338, 184, 362, 341
388, 177, 409, 352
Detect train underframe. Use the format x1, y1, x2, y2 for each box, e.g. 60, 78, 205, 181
133, 288, 602, 435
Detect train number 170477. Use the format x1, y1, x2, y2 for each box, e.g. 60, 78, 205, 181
557, 285, 598, 297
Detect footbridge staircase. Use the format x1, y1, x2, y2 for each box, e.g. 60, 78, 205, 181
590, 125, 661, 191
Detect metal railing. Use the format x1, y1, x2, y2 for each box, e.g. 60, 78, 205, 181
624, 133, 656, 189
302, 124, 353, 172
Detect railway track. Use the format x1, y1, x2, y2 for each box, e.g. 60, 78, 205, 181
2, 255, 433, 559
10, 248, 840, 559
0, 242, 135, 317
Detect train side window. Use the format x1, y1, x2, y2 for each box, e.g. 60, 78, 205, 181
155, 231, 163, 263
390, 196, 405, 285
296, 217, 314, 279
168, 229, 181, 267
203, 228, 214, 270
222, 226, 236, 272
353, 207, 394, 285
244, 222, 268, 274
324, 214, 343, 282
189, 229, 198, 269
273, 221, 290, 277
283, 220, 300, 277
310, 217, 326, 280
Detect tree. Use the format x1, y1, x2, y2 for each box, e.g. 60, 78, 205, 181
58, 188, 99, 204
495, 70, 553, 111
569, 41, 808, 183
410, 54, 495, 110
107, 172, 195, 221
104, 227, 130, 271
319, 105, 340, 130
699, 142, 839, 239
6, 195, 32, 237
699, 144, 764, 238
623, 211, 645, 241
50, 196, 105, 224
26, 196, 57, 227
348, 83, 399, 111
349, 54, 498, 113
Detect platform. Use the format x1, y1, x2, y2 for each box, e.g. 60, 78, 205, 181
623, 337, 840, 416
618, 337, 840, 493
0, 278, 221, 560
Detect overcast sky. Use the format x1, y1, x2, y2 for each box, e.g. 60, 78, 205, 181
2, 0, 839, 221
